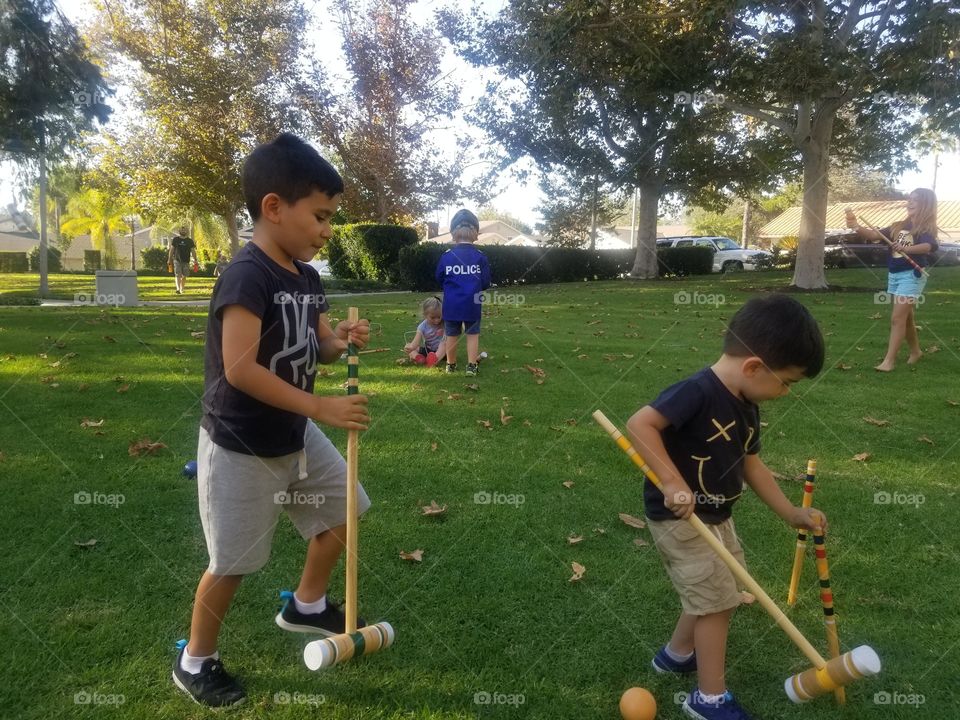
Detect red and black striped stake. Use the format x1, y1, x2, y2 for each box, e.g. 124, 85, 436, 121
787, 459, 817, 606
813, 528, 845, 705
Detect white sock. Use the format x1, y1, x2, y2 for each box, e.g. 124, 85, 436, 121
180, 647, 218, 675
665, 644, 694, 662
293, 592, 327, 614
696, 690, 727, 704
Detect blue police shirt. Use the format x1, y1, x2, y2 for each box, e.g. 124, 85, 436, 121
435, 243, 491, 322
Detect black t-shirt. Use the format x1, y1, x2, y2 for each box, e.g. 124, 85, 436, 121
643, 367, 761, 524
171, 236, 195, 263
201, 242, 330, 456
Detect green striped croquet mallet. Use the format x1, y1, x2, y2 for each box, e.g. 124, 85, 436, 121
304, 307, 395, 670
813, 528, 845, 704
787, 459, 818, 606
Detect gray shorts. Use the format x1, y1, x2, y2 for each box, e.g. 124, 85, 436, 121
197, 422, 370, 575
173, 258, 190, 276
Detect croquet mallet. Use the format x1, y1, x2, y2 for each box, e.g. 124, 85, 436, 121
592, 411, 880, 703
854, 212, 928, 278
786, 459, 818, 606
304, 307, 395, 670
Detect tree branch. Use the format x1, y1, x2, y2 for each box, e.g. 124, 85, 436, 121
719, 99, 794, 135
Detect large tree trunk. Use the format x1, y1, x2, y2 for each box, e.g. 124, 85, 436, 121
589, 175, 598, 251
791, 120, 834, 289
741, 199, 751, 248
629, 182, 660, 279
225, 210, 239, 256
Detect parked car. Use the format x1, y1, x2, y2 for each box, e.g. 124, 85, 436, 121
657, 236, 772, 273
824, 231, 960, 268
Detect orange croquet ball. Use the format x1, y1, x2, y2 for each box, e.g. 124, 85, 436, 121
619, 687, 657, 720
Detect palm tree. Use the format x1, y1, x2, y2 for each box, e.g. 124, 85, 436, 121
150, 210, 230, 263
60, 188, 133, 269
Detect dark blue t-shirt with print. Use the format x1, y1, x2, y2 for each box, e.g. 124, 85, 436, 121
881, 222, 938, 273
201, 242, 330, 457
643, 367, 761, 524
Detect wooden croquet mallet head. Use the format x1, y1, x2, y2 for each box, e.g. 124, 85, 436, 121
591, 410, 881, 703
304, 307, 394, 670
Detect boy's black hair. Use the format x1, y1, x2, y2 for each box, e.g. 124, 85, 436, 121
242, 133, 344, 221
723, 294, 825, 377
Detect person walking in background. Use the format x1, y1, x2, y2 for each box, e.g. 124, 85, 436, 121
168, 226, 200, 295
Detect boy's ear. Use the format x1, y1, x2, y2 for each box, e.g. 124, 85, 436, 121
741, 356, 766, 376
260, 193, 285, 224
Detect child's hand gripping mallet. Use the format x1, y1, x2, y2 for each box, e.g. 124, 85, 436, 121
592, 411, 880, 703
787, 459, 817, 606
303, 307, 395, 670
849, 209, 927, 279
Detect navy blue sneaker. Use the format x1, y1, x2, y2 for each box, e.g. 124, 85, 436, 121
682, 690, 754, 720
274, 590, 365, 636
652, 646, 697, 674
171, 640, 245, 707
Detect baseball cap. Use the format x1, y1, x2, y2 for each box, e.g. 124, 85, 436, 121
450, 208, 479, 232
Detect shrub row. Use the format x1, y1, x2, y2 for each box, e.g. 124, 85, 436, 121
328, 224, 419, 283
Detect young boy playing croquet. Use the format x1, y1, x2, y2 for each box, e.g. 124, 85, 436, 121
626, 294, 828, 720
435, 208, 491, 376
173, 133, 372, 707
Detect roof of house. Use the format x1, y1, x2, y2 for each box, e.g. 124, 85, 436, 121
759, 200, 960, 239
430, 219, 540, 246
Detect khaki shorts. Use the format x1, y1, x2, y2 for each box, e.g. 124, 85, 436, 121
648, 517, 746, 616
197, 422, 370, 575
173, 258, 190, 276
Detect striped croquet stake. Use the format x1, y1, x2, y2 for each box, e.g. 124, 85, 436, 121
813, 528, 845, 704
304, 307, 395, 670
592, 410, 881, 702
787, 459, 817, 606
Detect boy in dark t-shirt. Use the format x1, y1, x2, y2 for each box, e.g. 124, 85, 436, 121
627, 294, 828, 720
173, 133, 372, 707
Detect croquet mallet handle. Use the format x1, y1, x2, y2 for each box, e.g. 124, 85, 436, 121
855, 214, 927, 277
591, 410, 827, 670
345, 307, 360, 634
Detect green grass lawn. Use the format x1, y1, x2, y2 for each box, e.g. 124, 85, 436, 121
0, 267, 957, 719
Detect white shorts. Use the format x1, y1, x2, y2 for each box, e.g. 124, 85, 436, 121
197, 422, 370, 575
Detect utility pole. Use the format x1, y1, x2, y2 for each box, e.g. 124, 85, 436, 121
38, 121, 49, 297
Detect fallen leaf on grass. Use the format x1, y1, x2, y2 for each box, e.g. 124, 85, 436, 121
925, 344, 940, 354
500, 407, 513, 425
430, 442, 438, 451
868, 313, 882, 320
74, 539, 98, 549
577, 354, 589, 360
522, 342, 534, 348
39, 376, 55, 384
524, 364, 546, 378
116, 384, 130, 394
103, 335, 116, 343
569, 561, 586, 582
917, 435, 935, 445
633, 538, 649, 548
464, 383, 479, 392
562, 480, 574, 489
190, 331, 205, 339
522, 420, 532, 427
593, 527, 606, 535
564, 418, 577, 426
0, 451, 5, 462
421, 501, 447, 516
947, 400, 959, 407
128, 438, 167, 456
80, 418, 104, 428
477, 419, 493, 430
863, 416, 890, 427
447, 393, 462, 401
835, 362, 852, 371
619, 513, 646, 529
568, 534, 583, 545
852, 452, 871, 462
399, 549, 423, 562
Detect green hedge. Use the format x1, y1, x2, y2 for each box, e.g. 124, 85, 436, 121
397, 244, 713, 291
84, 250, 102, 272
0, 252, 29, 273
141, 245, 169, 271
328, 224, 419, 283
29, 245, 62, 272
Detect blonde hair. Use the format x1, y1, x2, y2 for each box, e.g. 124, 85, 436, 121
893, 188, 938, 240
452, 225, 478, 243
421, 297, 441, 316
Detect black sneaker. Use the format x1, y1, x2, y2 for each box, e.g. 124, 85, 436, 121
465, 362, 479, 376
445, 363, 457, 374
274, 590, 366, 636
172, 640, 245, 707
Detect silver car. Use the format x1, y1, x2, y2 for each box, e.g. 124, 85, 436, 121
658, 236, 772, 273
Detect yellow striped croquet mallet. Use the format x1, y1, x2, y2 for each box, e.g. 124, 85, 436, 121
592, 410, 881, 703
813, 528, 845, 704
304, 307, 395, 670
787, 459, 818, 606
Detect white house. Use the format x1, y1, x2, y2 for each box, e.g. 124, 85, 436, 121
430, 219, 542, 247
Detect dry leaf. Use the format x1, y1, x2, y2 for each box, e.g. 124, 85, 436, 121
464, 383, 480, 392
399, 549, 423, 562
593, 527, 606, 535
947, 400, 959, 407
633, 538, 649, 548
852, 452, 871, 462
569, 561, 586, 582
524, 364, 546, 378
190, 331, 205, 339
835, 362, 852, 371
447, 393, 462, 400
39, 376, 55, 384
917, 435, 935, 445
562, 480, 574, 489
925, 344, 940, 354
421, 501, 447, 516
477, 419, 493, 430
740, 591, 756, 604
116, 384, 130, 394
863, 416, 890, 427
619, 513, 646, 529
128, 438, 167, 456
564, 418, 577, 426
577, 354, 589, 360
103, 335, 116, 343
430, 442, 438, 451
868, 313, 882, 320
80, 418, 104, 429
522, 420, 532, 427
74, 539, 98, 548
500, 407, 513, 425
77, 383, 90, 392
568, 534, 584, 545
522, 342, 534, 348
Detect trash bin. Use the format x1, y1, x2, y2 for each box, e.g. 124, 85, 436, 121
94, 271, 138, 307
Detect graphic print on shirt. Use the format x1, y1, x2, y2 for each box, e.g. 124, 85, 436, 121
892, 230, 914, 259
269, 292, 320, 389
696, 416, 749, 504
